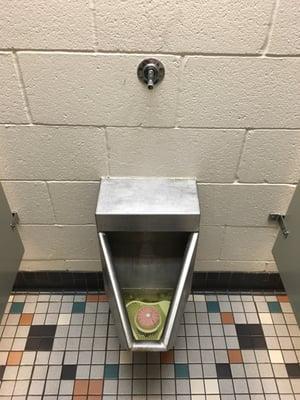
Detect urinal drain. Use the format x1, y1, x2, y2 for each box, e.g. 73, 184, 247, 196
126, 300, 170, 341
135, 305, 161, 333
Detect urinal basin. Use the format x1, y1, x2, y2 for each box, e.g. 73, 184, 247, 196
96, 177, 200, 351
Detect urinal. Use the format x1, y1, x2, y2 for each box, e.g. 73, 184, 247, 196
95, 177, 200, 351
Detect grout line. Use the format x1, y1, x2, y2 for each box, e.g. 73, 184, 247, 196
45, 181, 58, 224
130, 351, 133, 399
20, 258, 277, 263
88, 0, 99, 52
12, 51, 33, 124
19, 223, 97, 227
21, 261, 99, 266
103, 311, 110, 390
197, 182, 297, 187
21, 259, 99, 262
191, 299, 204, 392
88, 305, 97, 389
45, 180, 100, 184
265, 53, 300, 58
116, 338, 121, 398
1, 49, 297, 57
103, 127, 111, 176
201, 224, 279, 229
174, 55, 186, 128
234, 128, 250, 182
17, 222, 279, 229
0, 179, 297, 186
218, 226, 227, 261
1, 123, 300, 130
182, 314, 192, 396
0, 179, 90, 183
260, 0, 281, 57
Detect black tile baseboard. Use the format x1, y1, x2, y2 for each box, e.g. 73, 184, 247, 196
13, 271, 284, 292
14, 271, 104, 291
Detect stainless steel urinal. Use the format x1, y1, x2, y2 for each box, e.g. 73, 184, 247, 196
95, 177, 200, 351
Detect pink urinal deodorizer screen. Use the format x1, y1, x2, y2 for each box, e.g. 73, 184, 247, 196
135, 305, 161, 332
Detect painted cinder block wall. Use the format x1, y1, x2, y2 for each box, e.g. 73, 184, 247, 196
0, 0, 299, 272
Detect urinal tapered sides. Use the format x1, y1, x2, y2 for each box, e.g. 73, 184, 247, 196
98, 231, 199, 351
96, 178, 200, 351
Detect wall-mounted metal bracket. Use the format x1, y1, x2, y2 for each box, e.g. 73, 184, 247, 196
10, 212, 20, 230
269, 213, 289, 238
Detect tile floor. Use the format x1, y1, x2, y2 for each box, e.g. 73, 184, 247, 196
0, 291, 299, 399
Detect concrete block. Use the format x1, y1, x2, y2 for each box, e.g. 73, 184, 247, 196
194, 260, 277, 272
0, 53, 27, 123
64, 260, 102, 271
196, 226, 225, 261
198, 184, 295, 226
20, 259, 102, 271
238, 130, 300, 183
0, 0, 94, 50
1, 181, 55, 224
107, 128, 244, 182
20, 260, 67, 271
178, 57, 300, 128
268, 0, 300, 55
94, 0, 274, 54
20, 258, 276, 273
18, 53, 180, 126
220, 227, 278, 261
48, 181, 99, 224
19, 225, 99, 260
0, 126, 107, 180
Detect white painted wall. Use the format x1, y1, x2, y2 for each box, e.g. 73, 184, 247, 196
0, 0, 299, 272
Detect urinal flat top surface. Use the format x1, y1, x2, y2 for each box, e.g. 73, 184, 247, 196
96, 177, 200, 231
96, 177, 200, 215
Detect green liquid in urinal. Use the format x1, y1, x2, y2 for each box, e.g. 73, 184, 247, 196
123, 288, 173, 341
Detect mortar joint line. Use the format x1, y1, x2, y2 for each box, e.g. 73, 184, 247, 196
0, 179, 297, 186
88, 0, 99, 52
234, 128, 250, 182
12, 51, 33, 124
218, 225, 227, 261
45, 181, 58, 224
174, 55, 186, 128
15, 223, 284, 229
104, 126, 111, 176
1, 123, 300, 130
3, 49, 299, 57
260, 0, 280, 57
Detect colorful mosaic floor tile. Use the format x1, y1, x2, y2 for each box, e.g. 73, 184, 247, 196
0, 291, 299, 399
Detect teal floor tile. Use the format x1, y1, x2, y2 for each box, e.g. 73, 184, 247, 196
175, 364, 189, 379
268, 301, 282, 313
10, 302, 24, 314
104, 364, 119, 379
72, 302, 86, 313
206, 301, 220, 313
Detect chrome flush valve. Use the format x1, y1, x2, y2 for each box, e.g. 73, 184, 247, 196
137, 58, 165, 90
